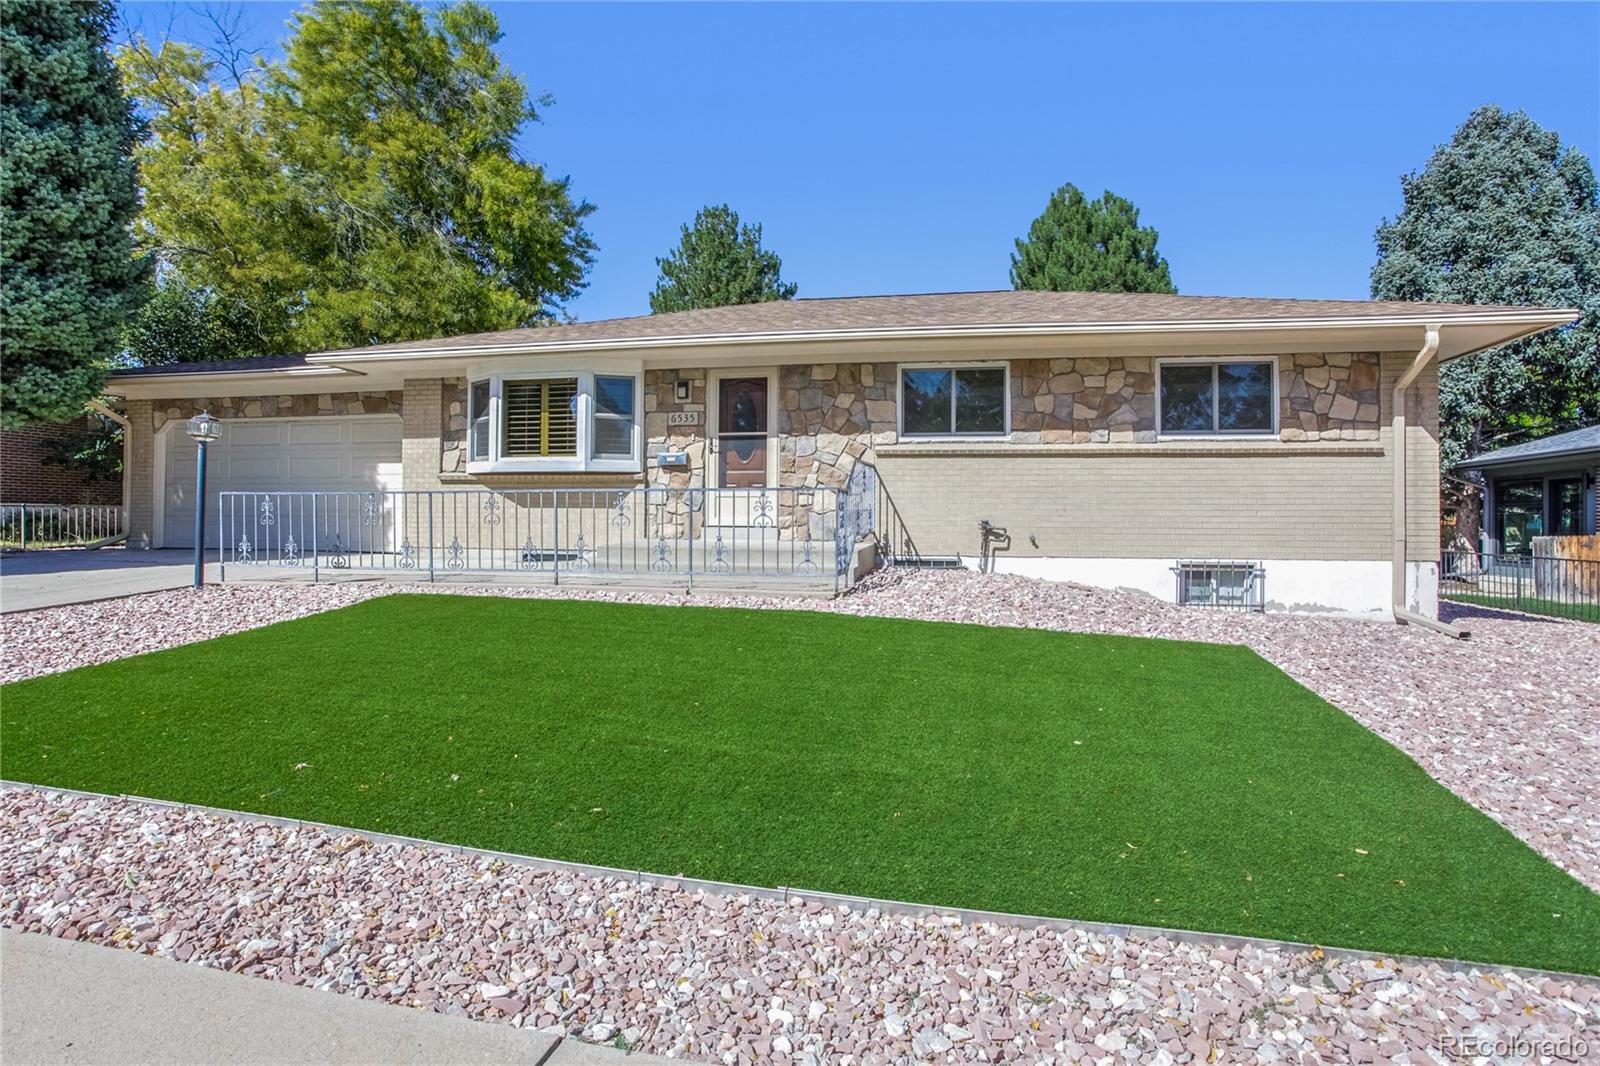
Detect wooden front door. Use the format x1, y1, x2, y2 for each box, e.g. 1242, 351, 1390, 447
717, 378, 768, 489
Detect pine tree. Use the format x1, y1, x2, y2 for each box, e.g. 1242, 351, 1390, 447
1011, 184, 1175, 294
1, 0, 148, 427
650, 205, 797, 313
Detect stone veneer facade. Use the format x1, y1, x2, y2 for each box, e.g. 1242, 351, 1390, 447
764, 353, 1385, 497
150, 392, 403, 430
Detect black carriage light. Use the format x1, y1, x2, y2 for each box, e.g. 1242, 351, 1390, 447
186, 411, 222, 588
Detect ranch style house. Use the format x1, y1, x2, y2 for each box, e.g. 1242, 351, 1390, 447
101, 290, 1577, 619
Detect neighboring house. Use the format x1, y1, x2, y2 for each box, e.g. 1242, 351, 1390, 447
101, 290, 1575, 617
1454, 425, 1600, 556
0, 417, 121, 506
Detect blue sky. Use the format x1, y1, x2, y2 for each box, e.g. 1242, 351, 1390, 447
121, 2, 1600, 323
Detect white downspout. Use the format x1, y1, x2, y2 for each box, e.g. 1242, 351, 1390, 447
1391, 326, 1466, 637
86, 398, 133, 544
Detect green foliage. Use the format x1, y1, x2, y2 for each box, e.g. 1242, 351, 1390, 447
649, 204, 797, 313
5, 595, 1598, 972
120, 279, 259, 366
39, 418, 123, 483
0, 0, 148, 428
1011, 184, 1176, 295
1372, 106, 1600, 469
118, 0, 595, 355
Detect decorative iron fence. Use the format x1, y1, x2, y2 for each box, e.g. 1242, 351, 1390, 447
0, 504, 125, 549
219, 487, 852, 590
1440, 550, 1600, 623
843, 462, 922, 565
1171, 560, 1267, 612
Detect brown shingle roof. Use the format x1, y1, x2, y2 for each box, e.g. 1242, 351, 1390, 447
313, 289, 1568, 358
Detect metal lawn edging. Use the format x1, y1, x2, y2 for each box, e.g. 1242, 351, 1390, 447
3, 781, 1593, 986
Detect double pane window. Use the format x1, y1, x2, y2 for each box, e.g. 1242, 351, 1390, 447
592, 375, 635, 459
901, 366, 1007, 436
1159, 361, 1275, 435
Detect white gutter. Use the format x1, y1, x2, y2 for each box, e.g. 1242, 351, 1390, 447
85, 398, 132, 540
1391, 326, 1466, 638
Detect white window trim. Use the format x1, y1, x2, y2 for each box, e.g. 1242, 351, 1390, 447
897, 361, 1011, 440
466, 370, 642, 474
1154, 356, 1279, 440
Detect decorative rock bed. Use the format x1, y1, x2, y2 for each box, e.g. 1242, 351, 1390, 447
2, 790, 1593, 1064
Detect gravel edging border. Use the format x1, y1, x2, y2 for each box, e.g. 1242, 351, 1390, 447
8, 780, 1592, 986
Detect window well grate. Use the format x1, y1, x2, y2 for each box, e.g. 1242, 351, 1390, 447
1172, 560, 1266, 611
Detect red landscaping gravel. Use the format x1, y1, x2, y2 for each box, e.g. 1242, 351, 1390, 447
3, 569, 1597, 891
2, 790, 1595, 1065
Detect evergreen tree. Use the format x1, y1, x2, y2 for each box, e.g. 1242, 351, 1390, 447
650, 204, 797, 313
1011, 184, 1175, 294
1, 0, 148, 427
1371, 106, 1600, 543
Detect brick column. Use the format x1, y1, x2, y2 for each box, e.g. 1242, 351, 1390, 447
123, 399, 156, 548
402, 378, 444, 491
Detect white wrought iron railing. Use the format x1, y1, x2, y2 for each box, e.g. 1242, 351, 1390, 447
0, 503, 125, 549
219, 487, 857, 590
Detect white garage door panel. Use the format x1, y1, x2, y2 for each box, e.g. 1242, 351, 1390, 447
227, 456, 285, 479
290, 456, 346, 479
350, 421, 399, 444
231, 423, 286, 446
162, 416, 402, 549
290, 422, 344, 445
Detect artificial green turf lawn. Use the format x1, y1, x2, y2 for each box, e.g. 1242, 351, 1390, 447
4, 595, 1597, 974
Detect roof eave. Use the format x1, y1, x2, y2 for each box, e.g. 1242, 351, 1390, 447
302, 309, 1580, 364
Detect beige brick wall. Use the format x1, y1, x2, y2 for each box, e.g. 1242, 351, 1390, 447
873, 351, 1439, 562
124, 399, 155, 546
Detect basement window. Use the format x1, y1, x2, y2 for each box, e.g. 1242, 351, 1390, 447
1173, 560, 1265, 611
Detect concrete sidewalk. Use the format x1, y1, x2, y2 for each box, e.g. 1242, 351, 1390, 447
0, 549, 216, 614
1, 930, 673, 1065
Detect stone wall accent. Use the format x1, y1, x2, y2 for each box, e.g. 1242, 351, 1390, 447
1011, 357, 1157, 443
777, 362, 898, 490
1009, 353, 1382, 444
1280, 353, 1381, 441
643, 368, 708, 490
441, 378, 467, 473
149, 392, 402, 430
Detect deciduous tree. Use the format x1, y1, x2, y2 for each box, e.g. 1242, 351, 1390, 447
119, 0, 595, 355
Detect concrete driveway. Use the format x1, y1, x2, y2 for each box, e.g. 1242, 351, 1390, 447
0, 549, 219, 614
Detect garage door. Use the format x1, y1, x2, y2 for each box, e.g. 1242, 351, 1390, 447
162, 417, 402, 548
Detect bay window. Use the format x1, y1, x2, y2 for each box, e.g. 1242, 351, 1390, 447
465, 372, 640, 472
592, 376, 636, 459
504, 378, 579, 457
468, 379, 491, 461
1158, 359, 1276, 436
